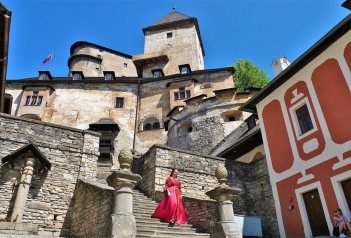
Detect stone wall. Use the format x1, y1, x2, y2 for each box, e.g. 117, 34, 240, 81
182, 197, 218, 233
134, 144, 224, 200
70, 179, 114, 238
0, 113, 100, 236
226, 157, 280, 238
143, 22, 204, 76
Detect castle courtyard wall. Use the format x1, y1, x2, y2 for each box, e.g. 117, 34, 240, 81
0, 113, 100, 236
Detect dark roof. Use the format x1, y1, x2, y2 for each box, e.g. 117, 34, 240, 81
166, 77, 198, 87
166, 105, 184, 117
70, 41, 132, 58
7, 67, 232, 84
342, 0, 351, 10
183, 94, 207, 103
143, 11, 206, 56
89, 118, 119, 131
240, 14, 351, 113
150, 11, 191, 26
1, 143, 51, 170
218, 125, 262, 160
213, 87, 236, 94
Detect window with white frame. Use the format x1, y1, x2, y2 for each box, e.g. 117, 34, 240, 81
24, 91, 43, 106
174, 87, 191, 100
295, 104, 314, 135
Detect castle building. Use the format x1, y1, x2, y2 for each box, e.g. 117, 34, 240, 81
0, 9, 279, 238
241, 12, 351, 238
5, 10, 250, 166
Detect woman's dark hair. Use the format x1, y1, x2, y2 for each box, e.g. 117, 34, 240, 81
335, 208, 343, 215
170, 168, 177, 177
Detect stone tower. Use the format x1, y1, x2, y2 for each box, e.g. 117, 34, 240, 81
133, 10, 205, 77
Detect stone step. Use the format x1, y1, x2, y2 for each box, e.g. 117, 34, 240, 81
137, 224, 196, 232
132, 189, 210, 238
137, 235, 210, 238
133, 208, 157, 214
133, 203, 157, 208
137, 229, 210, 238
135, 219, 194, 228
137, 222, 196, 232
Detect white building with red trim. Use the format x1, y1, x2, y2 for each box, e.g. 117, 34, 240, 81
241, 8, 351, 238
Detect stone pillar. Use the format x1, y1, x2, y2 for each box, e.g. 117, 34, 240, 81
106, 148, 141, 238
206, 164, 242, 238
11, 157, 35, 223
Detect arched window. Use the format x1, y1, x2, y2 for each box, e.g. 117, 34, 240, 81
144, 123, 152, 131
142, 117, 162, 131
153, 122, 160, 130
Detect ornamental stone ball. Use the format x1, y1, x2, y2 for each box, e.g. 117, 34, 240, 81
215, 163, 228, 185
118, 148, 133, 170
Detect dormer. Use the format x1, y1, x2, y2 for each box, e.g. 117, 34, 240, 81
72, 71, 84, 80
38, 71, 53, 80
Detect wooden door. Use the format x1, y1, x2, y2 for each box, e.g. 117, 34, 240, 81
303, 189, 330, 237
341, 178, 351, 212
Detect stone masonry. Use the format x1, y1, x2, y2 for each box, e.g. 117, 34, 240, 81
134, 144, 225, 200
226, 157, 280, 238
70, 179, 114, 238
0, 113, 100, 237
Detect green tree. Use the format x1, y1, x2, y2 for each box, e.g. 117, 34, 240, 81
232, 59, 270, 92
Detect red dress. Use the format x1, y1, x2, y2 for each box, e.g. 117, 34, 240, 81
151, 177, 186, 224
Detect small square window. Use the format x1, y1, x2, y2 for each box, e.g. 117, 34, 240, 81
37, 96, 43, 106
39, 73, 47, 80
295, 104, 314, 135
186, 90, 191, 99
73, 73, 81, 80
124, 63, 128, 68
116, 97, 124, 108
105, 73, 113, 81
174, 92, 179, 100
95, 67, 100, 72
179, 64, 191, 74
152, 69, 164, 78
167, 32, 173, 38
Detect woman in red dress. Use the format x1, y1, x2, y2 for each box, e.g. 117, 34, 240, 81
151, 169, 186, 224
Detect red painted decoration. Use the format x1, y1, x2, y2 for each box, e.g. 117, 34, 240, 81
262, 100, 294, 173
312, 59, 351, 144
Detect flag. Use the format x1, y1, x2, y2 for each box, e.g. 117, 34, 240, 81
42, 54, 53, 64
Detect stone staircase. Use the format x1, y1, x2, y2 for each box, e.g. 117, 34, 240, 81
133, 190, 210, 238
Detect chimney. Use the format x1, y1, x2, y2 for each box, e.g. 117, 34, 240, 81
272, 57, 291, 77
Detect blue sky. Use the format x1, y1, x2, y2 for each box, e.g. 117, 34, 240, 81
2, 0, 350, 79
